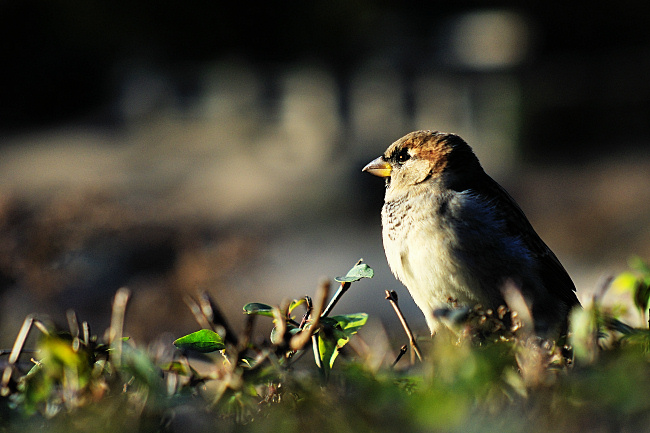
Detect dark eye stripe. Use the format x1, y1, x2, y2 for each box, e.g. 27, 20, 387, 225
396, 148, 410, 163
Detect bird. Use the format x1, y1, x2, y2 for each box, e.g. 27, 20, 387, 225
363, 130, 580, 339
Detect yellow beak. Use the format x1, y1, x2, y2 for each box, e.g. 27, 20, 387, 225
362, 156, 392, 178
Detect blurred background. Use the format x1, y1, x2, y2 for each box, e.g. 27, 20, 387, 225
2, 1, 650, 346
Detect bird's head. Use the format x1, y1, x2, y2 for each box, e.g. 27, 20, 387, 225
363, 130, 483, 195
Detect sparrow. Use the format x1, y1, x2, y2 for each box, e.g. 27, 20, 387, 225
363, 130, 580, 339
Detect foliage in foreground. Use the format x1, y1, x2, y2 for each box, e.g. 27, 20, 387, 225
1, 258, 650, 433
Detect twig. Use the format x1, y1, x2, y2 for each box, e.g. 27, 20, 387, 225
312, 334, 322, 370
1, 315, 33, 395
392, 344, 408, 368
290, 279, 329, 351
385, 290, 422, 362
0, 315, 49, 396
240, 313, 256, 351
297, 296, 312, 329
82, 322, 90, 347
184, 295, 212, 330
321, 281, 351, 318
232, 313, 257, 369
199, 292, 239, 347
66, 310, 80, 339
66, 310, 82, 352
108, 287, 130, 369
272, 304, 288, 349
321, 258, 369, 317
593, 275, 614, 303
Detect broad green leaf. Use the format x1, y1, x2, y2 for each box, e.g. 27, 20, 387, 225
243, 302, 275, 317
288, 298, 307, 315
317, 313, 368, 370
329, 313, 368, 332
318, 332, 340, 371
173, 329, 225, 353
335, 260, 374, 283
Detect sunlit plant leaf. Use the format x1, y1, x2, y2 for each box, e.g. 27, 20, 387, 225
173, 329, 225, 353
329, 313, 368, 332
317, 313, 368, 370
242, 303, 275, 317
288, 298, 307, 315
334, 260, 374, 283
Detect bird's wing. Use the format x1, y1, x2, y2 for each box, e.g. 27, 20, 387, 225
477, 174, 580, 309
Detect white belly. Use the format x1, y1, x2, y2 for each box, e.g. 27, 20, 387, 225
383, 218, 482, 333
381, 190, 526, 334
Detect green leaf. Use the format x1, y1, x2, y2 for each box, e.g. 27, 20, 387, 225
239, 356, 257, 369
243, 303, 275, 317
328, 313, 368, 333
317, 313, 368, 370
270, 322, 300, 345
334, 260, 374, 283
288, 298, 307, 315
173, 329, 225, 353
317, 332, 339, 372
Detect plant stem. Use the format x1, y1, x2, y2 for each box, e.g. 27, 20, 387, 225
109, 287, 130, 369
385, 290, 422, 362
392, 345, 408, 368
321, 282, 351, 318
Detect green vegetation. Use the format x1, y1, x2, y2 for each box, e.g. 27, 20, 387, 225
2, 258, 650, 433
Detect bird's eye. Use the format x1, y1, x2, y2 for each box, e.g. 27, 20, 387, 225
396, 149, 411, 164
